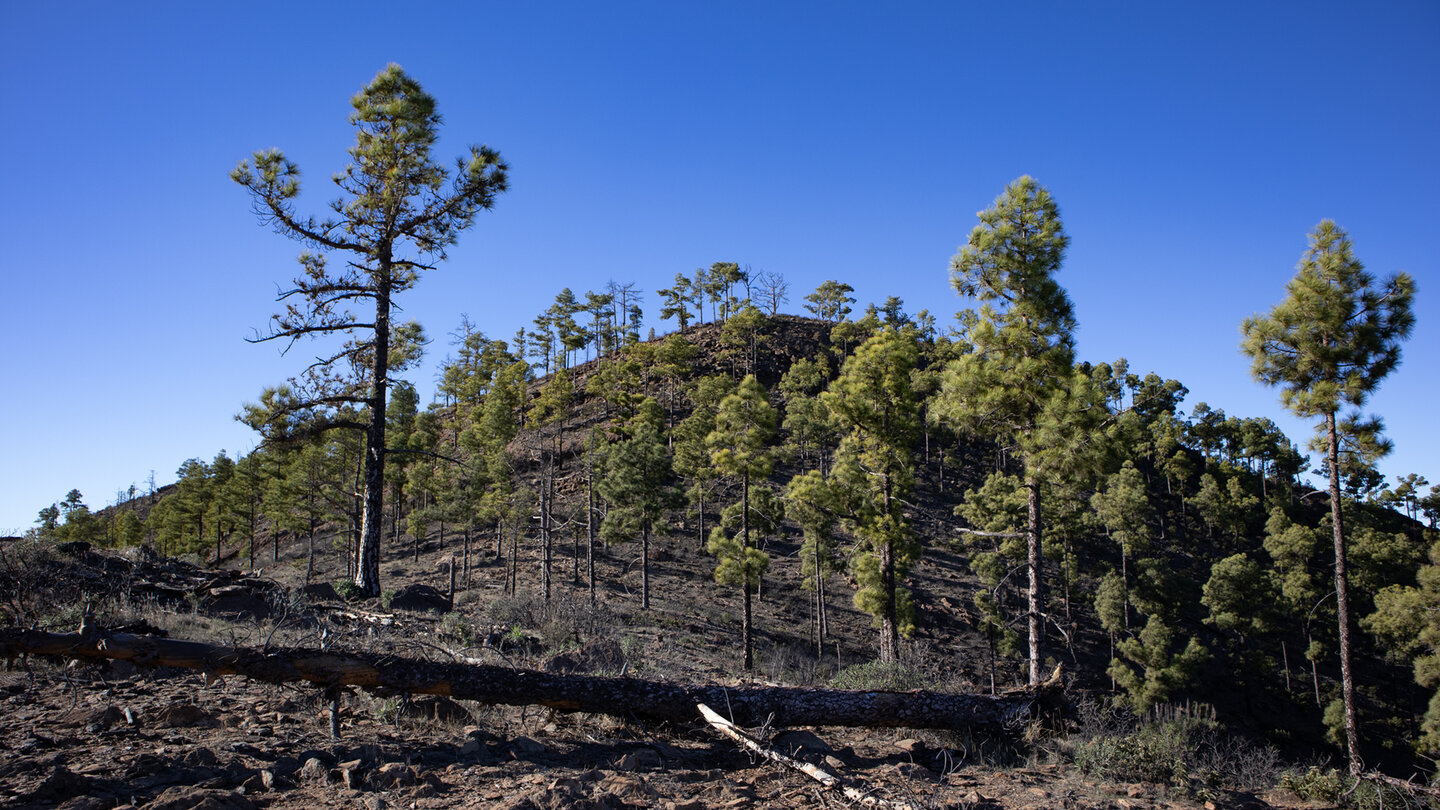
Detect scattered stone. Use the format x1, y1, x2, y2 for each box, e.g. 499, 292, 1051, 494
203, 585, 271, 619
55, 797, 109, 810
154, 703, 218, 729
773, 729, 832, 756
510, 735, 546, 755
22, 763, 88, 804
339, 759, 365, 789
596, 772, 656, 801
541, 637, 625, 674
179, 747, 221, 769
894, 737, 931, 759
83, 705, 125, 732
895, 761, 939, 782
145, 786, 255, 810
301, 582, 342, 602
373, 761, 417, 787
298, 757, 330, 783
386, 583, 451, 613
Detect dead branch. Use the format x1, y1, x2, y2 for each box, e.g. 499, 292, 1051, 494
698, 702, 914, 810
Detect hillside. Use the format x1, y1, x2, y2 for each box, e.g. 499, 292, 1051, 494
12, 311, 1438, 808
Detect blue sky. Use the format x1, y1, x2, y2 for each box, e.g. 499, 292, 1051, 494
2, 2, 1436, 531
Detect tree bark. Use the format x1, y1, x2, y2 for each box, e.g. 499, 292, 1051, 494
355, 262, 391, 598
0, 629, 1061, 733
1326, 411, 1362, 773
1025, 472, 1045, 686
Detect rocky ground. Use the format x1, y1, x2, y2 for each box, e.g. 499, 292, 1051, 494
0, 660, 1305, 810
0, 534, 1329, 810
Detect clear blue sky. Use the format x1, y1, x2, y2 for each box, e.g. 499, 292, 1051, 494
2, 2, 1436, 531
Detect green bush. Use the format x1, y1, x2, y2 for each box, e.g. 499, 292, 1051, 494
1278, 767, 1407, 810
829, 659, 930, 691
440, 612, 472, 645
1071, 704, 1279, 793
333, 580, 361, 601
1073, 718, 1201, 786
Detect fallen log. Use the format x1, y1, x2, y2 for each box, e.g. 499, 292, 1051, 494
0, 628, 1061, 732
698, 702, 914, 809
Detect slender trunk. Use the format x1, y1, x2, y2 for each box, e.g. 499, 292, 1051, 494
742, 474, 753, 671
541, 465, 553, 601
354, 260, 392, 598
587, 472, 597, 607
697, 486, 706, 550
1326, 411, 1362, 773
879, 474, 899, 665
1025, 471, 1044, 686
641, 523, 650, 610
306, 521, 315, 586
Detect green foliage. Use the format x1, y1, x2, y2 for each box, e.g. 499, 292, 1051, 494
1364, 541, 1440, 755
1278, 767, 1405, 810
824, 328, 923, 661
707, 526, 770, 589
1201, 553, 1278, 637
1074, 716, 1207, 787
829, 658, 930, 691
803, 279, 855, 323
1091, 461, 1153, 559
1241, 220, 1415, 422
1109, 615, 1209, 713
234, 64, 508, 597
1095, 572, 1128, 636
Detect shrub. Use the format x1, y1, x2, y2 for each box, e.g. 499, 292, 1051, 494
1070, 702, 1280, 793
830, 659, 931, 691
1278, 767, 1409, 810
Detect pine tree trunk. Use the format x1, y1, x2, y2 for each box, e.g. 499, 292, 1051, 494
1025, 472, 1045, 687
587, 475, 596, 607
641, 523, 650, 610
1326, 411, 1362, 773
354, 264, 392, 599
742, 474, 753, 671
879, 475, 899, 665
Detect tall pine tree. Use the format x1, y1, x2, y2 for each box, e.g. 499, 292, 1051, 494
936, 176, 1076, 685
1241, 219, 1415, 772
234, 64, 508, 597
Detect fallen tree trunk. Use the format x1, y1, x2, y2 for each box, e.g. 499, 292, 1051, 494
0, 629, 1060, 732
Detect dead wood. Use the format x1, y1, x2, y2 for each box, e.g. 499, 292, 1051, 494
0, 628, 1061, 732
698, 702, 914, 809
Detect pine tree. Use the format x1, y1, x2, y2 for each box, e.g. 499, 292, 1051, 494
804, 280, 856, 323
706, 375, 777, 671
936, 176, 1077, 685
597, 411, 676, 610
658, 273, 696, 331
233, 64, 508, 597
1241, 220, 1415, 771
824, 327, 922, 663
